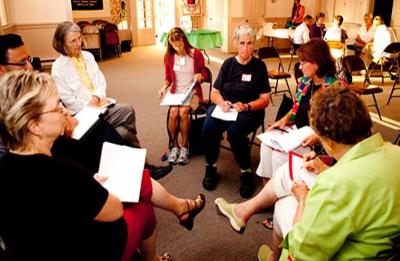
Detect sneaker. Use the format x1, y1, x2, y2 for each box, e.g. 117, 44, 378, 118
202, 165, 218, 190
177, 146, 189, 165
257, 244, 273, 261
239, 171, 255, 198
214, 197, 246, 234
168, 147, 179, 164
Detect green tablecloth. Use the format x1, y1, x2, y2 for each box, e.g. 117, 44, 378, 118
160, 29, 222, 50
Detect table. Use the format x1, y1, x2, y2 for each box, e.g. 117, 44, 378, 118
160, 29, 223, 63
263, 28, 294, 47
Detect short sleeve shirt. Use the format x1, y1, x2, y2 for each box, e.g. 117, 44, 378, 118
0, 153, 126, 260
213, 56, 270, 104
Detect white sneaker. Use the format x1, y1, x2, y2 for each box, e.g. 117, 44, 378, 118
168, 147, 179, 164
177, 146, 189, 165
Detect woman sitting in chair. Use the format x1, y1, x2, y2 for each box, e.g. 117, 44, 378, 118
324, 15, 348, 44
0, 70, 205, 261
202, 25, 270, 198
158, 27, 207, 165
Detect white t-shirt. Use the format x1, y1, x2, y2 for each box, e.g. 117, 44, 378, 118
293, 22, 310, 45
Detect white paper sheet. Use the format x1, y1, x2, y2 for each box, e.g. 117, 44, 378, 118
211, 105, 238, 121
98, 142, 146, 203
71, 106, 107, 140
160, 82, 195, 106
289, 151, 317, 189
257, 126, 314, 153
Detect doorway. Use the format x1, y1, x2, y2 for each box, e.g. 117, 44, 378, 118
373, 0, 393, 26
154, 0, 176, 46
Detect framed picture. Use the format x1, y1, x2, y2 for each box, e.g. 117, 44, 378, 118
182, 1, 202, 16
71, 0, 103, 11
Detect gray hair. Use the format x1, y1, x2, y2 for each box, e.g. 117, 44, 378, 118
52, 21, 81, 56
233, 24, 256, 42
0, 70, 57, 150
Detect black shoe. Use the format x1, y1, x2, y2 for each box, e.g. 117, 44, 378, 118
202, 165, 218, 190
145, 164, 173, 180
239, 171, 254, 198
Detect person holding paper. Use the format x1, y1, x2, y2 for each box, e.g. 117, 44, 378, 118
0, 70, 206, 260
254, 38, 337, 230
202, 25, 270, 198
158, 27, 207, 165
51, 21, 172, 179
256, 38, 337, 182
259, 86, 400, 260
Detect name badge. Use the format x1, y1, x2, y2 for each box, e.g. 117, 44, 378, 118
173, 65, 181, 71
241, 74, 252, 82
180, 56, 186, 65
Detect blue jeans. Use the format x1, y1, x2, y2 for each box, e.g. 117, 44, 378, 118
202, 105, 264, 170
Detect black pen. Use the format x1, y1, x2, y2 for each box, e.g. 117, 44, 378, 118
310, 147, 325, 160
273, 126, 289, 133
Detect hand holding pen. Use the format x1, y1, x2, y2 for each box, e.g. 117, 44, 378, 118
219, 100, 232, 112
302, 149, 329, 174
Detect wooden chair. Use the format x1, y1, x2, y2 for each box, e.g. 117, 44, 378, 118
258, 46, 292, 102
342, 55, 383, 120
82, 24, 102, 61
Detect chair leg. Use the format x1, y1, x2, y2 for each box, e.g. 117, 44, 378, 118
284, 78, 292, 98
371, 94, 382, 120
387, 79, 399, 105
394, 132, 400, 145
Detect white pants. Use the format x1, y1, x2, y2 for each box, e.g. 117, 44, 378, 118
273, 195, 298, 238
256, 143, 310, 179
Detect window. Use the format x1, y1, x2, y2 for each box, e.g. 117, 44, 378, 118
137, 0, 152, 29
0, 0, 8, 26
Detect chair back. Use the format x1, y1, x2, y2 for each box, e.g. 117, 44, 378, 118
258, 46, 286, 72
82, 24, 101, 49
342, 55, 370, 84
203, 66, 213, 102
383, 42, 400, 55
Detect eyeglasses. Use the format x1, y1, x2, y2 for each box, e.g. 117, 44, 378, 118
39, 101, 65, 115
4, 56, 33, 67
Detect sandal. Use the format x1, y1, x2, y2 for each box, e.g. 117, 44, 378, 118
178, 193, 206, 231
262, 215, 273, 230
161, 253, 173, 261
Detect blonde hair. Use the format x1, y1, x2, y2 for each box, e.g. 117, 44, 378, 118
0, 70, 57, 150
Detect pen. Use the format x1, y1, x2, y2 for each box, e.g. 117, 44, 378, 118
310, 147, 325, 160
300, 147, 325, 170
273, 126, 289, 133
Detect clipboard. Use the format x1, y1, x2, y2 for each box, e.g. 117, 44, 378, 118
160, 82, 196, 106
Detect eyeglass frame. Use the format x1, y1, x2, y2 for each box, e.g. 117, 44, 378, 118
39, 101, 66, 116
2, 55, 34, 67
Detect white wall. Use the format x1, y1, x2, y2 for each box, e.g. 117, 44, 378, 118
265, 0, 316, 18
8, 0, 72, 24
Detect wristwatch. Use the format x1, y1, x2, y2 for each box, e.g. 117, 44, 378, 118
247, 103, 252, 111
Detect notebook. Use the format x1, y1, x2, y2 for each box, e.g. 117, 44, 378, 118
257, 126, 315, 153
160, 82, 195, 106
71, 106, 107, 140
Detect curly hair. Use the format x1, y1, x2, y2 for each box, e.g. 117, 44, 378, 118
296, 38, 336, 78
309, 86, 372, 145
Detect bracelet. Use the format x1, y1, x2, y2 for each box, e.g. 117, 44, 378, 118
247, 103, 252, 111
